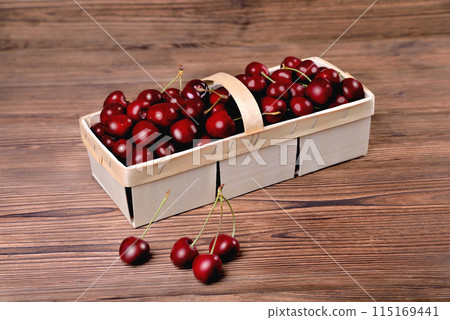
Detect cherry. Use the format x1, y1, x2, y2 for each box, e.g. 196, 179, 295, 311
119, 236, 150, 265
137, 89, 163, 105
181, 98, 204, 120
245, 62, 270, 77
260, 96, 286, 123
154, 141, 176, 158
266, 82, 290, 101
147, 103, 179, 129
210, 102, 227, 114
127, 99, 150, 122
162, 88, 181, 102
290, 97, 314, 117
341, 78, 364, 101
165, 95, 186, 110
170, 119, 198, 144
195, 134, 213, 147
294, 59, 319, 82
281, 56, 301, 69
112, 138, 129, 160
100, 134, 116, 151
209, 87, 230, 106
235, 74, 250, 85
288, 83, 306, 98
315, 68, 340, 86
100, 103, 126, 124
306, 78, 333, 105
192, 254, 223, 283
270, 69, 293, 85
104, 114, 133, 138
182, 79, 209, 101
131, 120, 159, 146
103, 90, 127, 108
91, 122, 106, 138
245, 75, 266, 93
209, 234, 240, 262
170, 237, 199, 269
205, 111, 236, 138
130, 146, 154, 165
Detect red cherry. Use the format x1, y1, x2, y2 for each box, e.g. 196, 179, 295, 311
100, 134, 116, 151
181, 79, 209, 101
295, 59, 319, 82
170, 237, 199, 269
209, 87, 230, 106
162, 88, 181, 101
266, 82, 290, 100
165, 95, 186, 111
132, 120, 159, 146
260, 96, 286, 123
112, 138, 130, 160
328, 94, 349, 108
270, 69, 293, 85
235, 74, 250, 85
205, 111, 236, 138
281, 56, 301, 69
154, 141, 176, 158
245, 75, 266, 93
103, 90, 127, 108
209, 234, 240, 262
119, 236, 150, 265
306, 78, 333, 105
290, 97, 314, 117
127, 99, 150, 122
130, 146, 154, 165
195, 134, 214, 147
210, 102, 227, 114
245, 62, 269, 77
192, 254, 223, 283
104, 114, 133, 138
137, 89, 163, 105
315, 68, 340, 86
170, 119, 198, 144
100, 103, 126, 124
288, 83, 306, 98
181, 98, 204, 120
341, 78, 364, 101
147, 103, 179, 129
91, 122, 106, 138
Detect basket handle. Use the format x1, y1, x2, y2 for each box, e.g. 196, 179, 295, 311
202, 72, 264, 134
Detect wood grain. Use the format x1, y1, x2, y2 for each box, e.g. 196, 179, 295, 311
0, 0, 449, 301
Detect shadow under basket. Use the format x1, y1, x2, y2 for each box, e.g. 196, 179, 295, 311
80, 57, 375, 228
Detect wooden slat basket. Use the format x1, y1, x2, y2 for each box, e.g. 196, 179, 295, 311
80, 57, 375, 228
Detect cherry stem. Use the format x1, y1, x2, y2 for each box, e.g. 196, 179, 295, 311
191, 185, 224, 248
210, 196, 224, 254
262, 111, 281, 116
141, 190, 170, 239
222, 196, 236, 238
178, 65, 183, 91
203, 97, 223, 115
160, 65, 184, 94
232, 116, 242, 122
283, 66, 312, 82
260, 72, 276, 83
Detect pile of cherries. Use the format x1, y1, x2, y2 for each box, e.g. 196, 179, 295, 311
91, 57, 365, 165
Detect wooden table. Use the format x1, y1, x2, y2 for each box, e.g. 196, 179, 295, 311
1, 0, 449, 302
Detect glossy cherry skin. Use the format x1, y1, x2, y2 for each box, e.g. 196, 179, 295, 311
210, 102, 227, 114
192, 254, 223, 283
266, 82, 290, 100
137, 89, 163, 105
103, 90, 127, 108
182, 79, 209, 101
195, 134, 214, 147
181, 98, 204, 120
104, 114, 133, 138
295, 59, 319, 82
147, 103, 178, 129
306, 78, 333, 105
170, 237, 199, 269
245, 62, 270, 77
165, 95, 186, 111
205, 111, 236, 138
131, 120, 159, 146
162, 88, 181, 101
315, 68, 340, 86
119, 236, 150, 265
130, 146, 154, 165
100, 134, 116, 151
235, 74, 250, 85
100, 103, 126, 124
341, 78, 364, 101
270, 69, 293, 85
281, 56, 301, 69
245, 75, 266, 93
209, 87, 230, 106
260, 96, 286, 124
91, 122, 106, 138
127, 99, 150, 122
112, 138, 130, 160
290, 97, 314, 117
209, 234, 240, 262
328, 94, 348, 108
288, 83, 306, 98
154, 141, 176, 158
170, 119, 198, 144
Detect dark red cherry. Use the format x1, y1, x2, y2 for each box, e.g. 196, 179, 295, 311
112, 138, 130, 160
270, 69, 293, 85
154, 141, 176, 158
210, 102, 227, 114
129, 146, 154, 165
181, 98, 204, 120
245, 62, 270, 77
290, 97, 314, 117
209, 87, 230, 106
127, 99, 150, 122
235, 74, 250, 85
103, 90, 127, 108
266, 82, 290, 100
341, 78, 364, 101
209, 234, 240, 262
288, 83, 306, 98
170, 119, 198, 144
315, 68, 340, 86
137, 89, 163, 105
165, 95, 186, 111
192, 254, 223, 283
281, 56, 301, 69
260, 96, 286, 123
162, 88, 181, 101
100, 134, 116, 151
132, 120, 159, 146
306, 78, 333, 105
205, 111, 236, 138
170, 237, 199, 269
100, 103, 126, 124
295, 60, 319, 82
104, 114, 133, 138
245, 75, 266, 93
147, 103, 178, 129
91, 122, 106, 138
195, 134, 214, 147
328, 94, 349, 108
119, 236, 150, 265
182, 79, 209, 101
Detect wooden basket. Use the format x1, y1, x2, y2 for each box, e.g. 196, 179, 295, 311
79, 57, 375, 228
